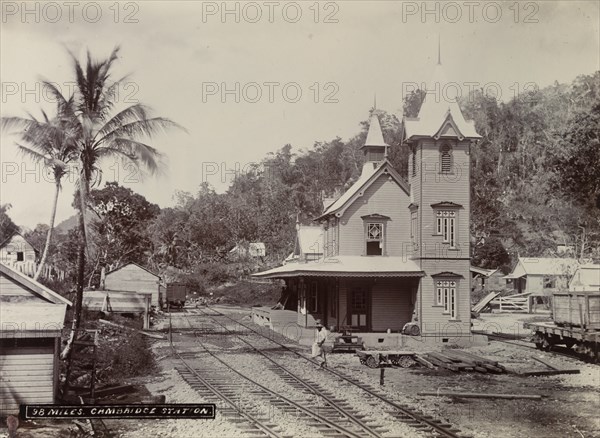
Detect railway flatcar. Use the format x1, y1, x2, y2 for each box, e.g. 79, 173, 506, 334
523, 290, 600, 362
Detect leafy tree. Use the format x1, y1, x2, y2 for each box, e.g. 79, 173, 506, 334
51, 47, 183, 361
472, 236, 511, 273
0, 204, 19, 242
85, 182, 160, 283
1, 99, 78, 280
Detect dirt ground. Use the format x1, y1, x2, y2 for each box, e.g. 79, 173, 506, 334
2, 307, 598, 438
145, 308, 600, 438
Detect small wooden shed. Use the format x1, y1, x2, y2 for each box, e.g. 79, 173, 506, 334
0, 262, 71, 416
0, 232, 39, 277
104, 262, 160, 307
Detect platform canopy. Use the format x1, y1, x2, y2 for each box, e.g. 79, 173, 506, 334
253, 256, 424, 279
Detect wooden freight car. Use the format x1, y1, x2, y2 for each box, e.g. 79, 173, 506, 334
523, 289, 600, 362
165, 283, 187, 309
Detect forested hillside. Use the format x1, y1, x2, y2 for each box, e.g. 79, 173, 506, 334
2, 71, 598, 289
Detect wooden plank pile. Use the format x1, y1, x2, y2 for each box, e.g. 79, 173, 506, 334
415, 350, 506, 373
471, 291, 500, 314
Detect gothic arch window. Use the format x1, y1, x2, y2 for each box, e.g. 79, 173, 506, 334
440, 144, 453, 173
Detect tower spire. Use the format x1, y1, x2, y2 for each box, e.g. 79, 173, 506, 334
437, 34, 441, 65
373, 93, 377, 111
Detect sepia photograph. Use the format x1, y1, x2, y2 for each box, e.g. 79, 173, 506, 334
0, 1, 599, 437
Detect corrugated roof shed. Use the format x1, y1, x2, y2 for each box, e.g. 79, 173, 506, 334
569, 264, 600, 291
505, 258, 579, 278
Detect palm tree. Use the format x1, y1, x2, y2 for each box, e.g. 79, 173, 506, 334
59, 47, 183, 359
1, 95, 78, 280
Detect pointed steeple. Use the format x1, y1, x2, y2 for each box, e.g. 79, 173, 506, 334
364, 113, 388, 148
360, 110, 389, 175
404, 38, 481, 141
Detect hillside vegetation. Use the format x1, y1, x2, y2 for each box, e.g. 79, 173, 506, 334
2, 71, 598, 291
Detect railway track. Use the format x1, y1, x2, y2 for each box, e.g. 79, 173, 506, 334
171, 311, 388, 438
172, 306, 470, 438
477, 331, 599, 363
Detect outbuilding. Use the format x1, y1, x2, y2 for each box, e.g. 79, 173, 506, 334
0, 232, 39, 277
0, 262, 71, 416
103, 262, 160, 307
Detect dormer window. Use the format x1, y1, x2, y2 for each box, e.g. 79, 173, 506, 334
440, 144, 453, 173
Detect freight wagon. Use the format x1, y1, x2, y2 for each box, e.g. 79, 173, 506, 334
523, 290, 600, 362
164, 283, 187, 309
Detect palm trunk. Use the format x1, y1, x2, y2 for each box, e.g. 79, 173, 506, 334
61, 176, 89, 362
34, 179, 61, 281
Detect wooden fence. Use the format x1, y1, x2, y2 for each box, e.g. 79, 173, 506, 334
492, 292, 531, 312
1, 260, 65, 281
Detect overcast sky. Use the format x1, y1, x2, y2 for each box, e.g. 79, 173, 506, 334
1, 1, 599, 229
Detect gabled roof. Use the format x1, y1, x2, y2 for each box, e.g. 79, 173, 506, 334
316, 160, 409, 220
505, 258, 579, 278
0, 231, 39, 253
569, 264, 600, 290
106, 262, 160, 278
0, 262, 72, 306
470, 266, 499, 277
404, 63, 481, 141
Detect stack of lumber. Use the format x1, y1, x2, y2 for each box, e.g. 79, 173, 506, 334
472, 291, 500, 313
415, 350, 506, 373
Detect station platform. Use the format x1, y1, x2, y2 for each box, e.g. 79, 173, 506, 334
251, 306, 487, 349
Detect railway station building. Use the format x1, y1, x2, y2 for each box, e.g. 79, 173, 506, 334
254, 58, 481, 342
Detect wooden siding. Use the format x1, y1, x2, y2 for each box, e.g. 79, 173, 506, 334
0, 235, 36, 264
0, 348, 54, 416
0, 275, 44, 298
105, 264, 159, 306
524, 274, 570, 296
418, 259, 471, 336
415, 139, 471, 260
338, 173, 412, 257
370, 278, 415, 331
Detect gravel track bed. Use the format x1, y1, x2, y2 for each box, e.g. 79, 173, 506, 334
173, 332, 324, 437
226, 333, 428, 438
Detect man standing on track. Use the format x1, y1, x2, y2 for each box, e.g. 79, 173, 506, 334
312, 321, 331, 369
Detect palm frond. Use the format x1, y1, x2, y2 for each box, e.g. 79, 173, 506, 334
96, 138, 164, 175
97, 117, 186, 144
15, 143, 48, 162
95, 103, 151, 139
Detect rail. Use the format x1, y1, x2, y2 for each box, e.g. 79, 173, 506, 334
196, 306, 468, 438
